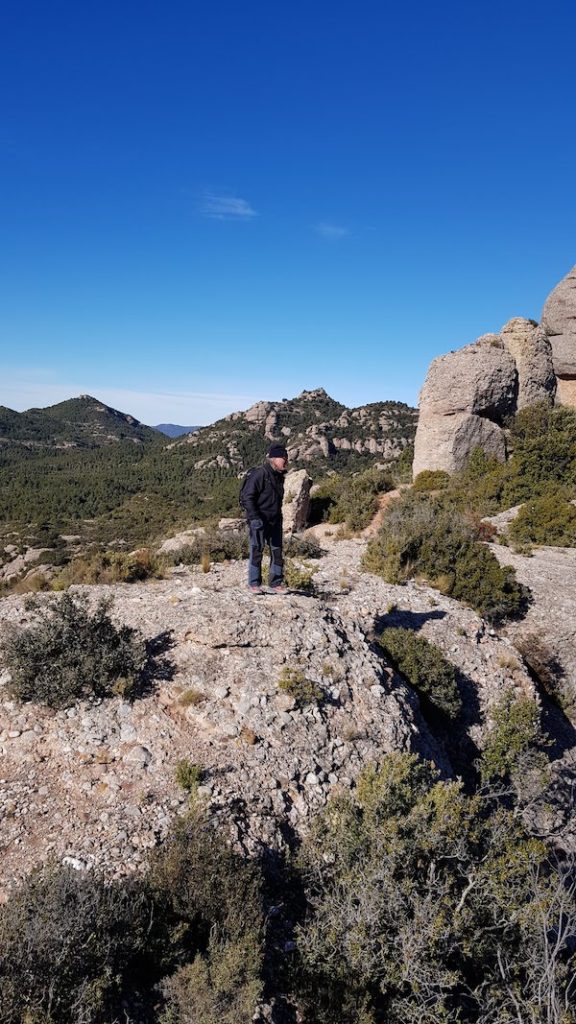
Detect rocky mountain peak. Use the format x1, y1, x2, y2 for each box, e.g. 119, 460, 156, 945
180, 388, 417, 472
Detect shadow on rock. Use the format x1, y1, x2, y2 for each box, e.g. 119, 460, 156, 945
373, 608, 448, 635
137, 630, 176, 696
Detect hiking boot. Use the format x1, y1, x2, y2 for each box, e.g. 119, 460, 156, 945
248, 584, 264, 595
270, 583, 289, 594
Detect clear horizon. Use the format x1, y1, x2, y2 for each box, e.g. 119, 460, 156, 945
2, 0, 575, 425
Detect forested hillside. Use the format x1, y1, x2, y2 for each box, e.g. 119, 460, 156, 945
0, 389, 417, 574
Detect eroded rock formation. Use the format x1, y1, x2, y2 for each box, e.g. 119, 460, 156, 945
413, 265, 576, 477
541, 264, 576, 406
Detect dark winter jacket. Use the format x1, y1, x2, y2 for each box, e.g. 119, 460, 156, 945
241, 462, 285, 524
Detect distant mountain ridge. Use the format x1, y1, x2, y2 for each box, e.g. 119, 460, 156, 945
176, 387, 417, 472
153, 423, 201, 438
0, 396, 162, 448
0, 387, 417, 557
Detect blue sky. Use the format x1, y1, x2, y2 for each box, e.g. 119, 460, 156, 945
2, 0, 575, 424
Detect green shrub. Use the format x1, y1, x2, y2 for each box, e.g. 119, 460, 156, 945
0, 812, 266, 1024
284, 534, 323, 559
480, 690, 544, 783
449, 540, 530, 622
311, 468, 393, 532
262, 557, 317, 592
509, 491, 576, 547
160, 938, 263, 1024
278, 667, 325, 707
440, 406, 576, 517
175, 759, 204, 793
166, 529, 250, 565
513, 632, 570, 710
150, 814, 264, 1024
284, 558, 317, 592
377, 627, 461, 718
0, 865, 158, 1024
308, 475, 341, 525
412, 469, 450, 492
0, 593, 147, 707
53, 546, 163, 588
295, 752, 574, 1024
508, 403, 576, 494
363, 492, 530, 623
390, 442, 415, 485
328, 467, 393, 532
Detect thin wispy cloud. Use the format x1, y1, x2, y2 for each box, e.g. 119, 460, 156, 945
314, 222, 349, 240
0, 370, 259, 425
198, 192, 258, 221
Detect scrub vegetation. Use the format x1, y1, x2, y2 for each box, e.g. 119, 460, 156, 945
1, 751, 574, 1024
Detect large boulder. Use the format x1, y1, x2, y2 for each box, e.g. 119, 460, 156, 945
413, 411, 506, 477
413, 273, 568, 477
541, 265, 576, 378
413, 341, 516, 476
282, 468, 312, 533
418, 343, 518, 420
500, 317, 556, 409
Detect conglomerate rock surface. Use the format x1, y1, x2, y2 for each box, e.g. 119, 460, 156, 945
1, 535, 575, 899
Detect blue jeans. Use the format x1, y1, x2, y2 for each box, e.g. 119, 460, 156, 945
248, 518, 284, 587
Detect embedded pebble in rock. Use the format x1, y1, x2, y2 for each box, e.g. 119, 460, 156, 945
0, 532, 574, 891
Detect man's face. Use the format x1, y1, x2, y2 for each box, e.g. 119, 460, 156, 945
270, 455, 288, 472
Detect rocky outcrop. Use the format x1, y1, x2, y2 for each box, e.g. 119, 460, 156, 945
418, 342, 518, 419
501, 318, 557, 410
413, 306, 558, 476
541, 265, 576, 406
413, 340, 522, 476
413, 410, 506, 476
5, 532, 574, 893
181, 389, 417, 472
282, 469, 312, 533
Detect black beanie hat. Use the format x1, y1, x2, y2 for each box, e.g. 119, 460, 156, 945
267, 444, 288, 459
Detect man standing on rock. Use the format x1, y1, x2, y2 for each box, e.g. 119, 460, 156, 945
241, 444, 289, 594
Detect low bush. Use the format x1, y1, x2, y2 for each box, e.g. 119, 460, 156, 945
284, 558, 317, 592
514, 632, 569, 708
438, 406, 576, 518
284, 533, 323, 559
295, 752, 575, 1024
363, 492, 530, 623
53, 547, 162, 588
310, 468, 393, 532
175, 759, 204, 793
150, 815, 264, 1024
0, 593, 147, 707
329, 467, 393, 532
377, 627, 461, 718
390, 442, 415, 485
261, 557, 317, 592
448, 539, 530, 622
0, 864, 159, 1024
412, 469, 450, 492
0, 811, 265, 1024
178, 687, 206, 706
165, 529, 249, 565
480, 689, 544, 783
278, 667, 325, 707
509, 491, 576, 547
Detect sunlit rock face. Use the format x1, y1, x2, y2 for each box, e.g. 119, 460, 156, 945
541, 265, 576, 406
